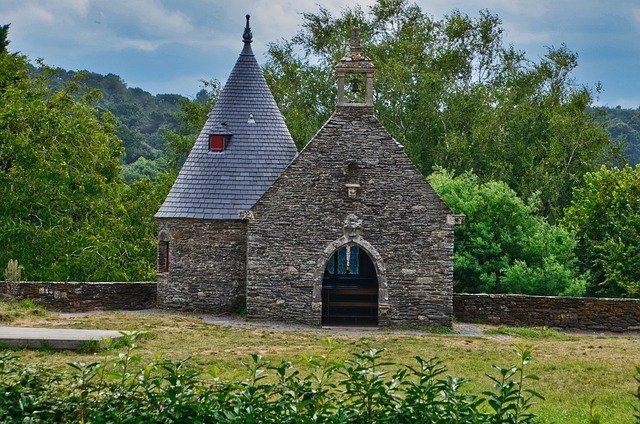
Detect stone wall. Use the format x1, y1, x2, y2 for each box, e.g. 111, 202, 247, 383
156, 218, 247, 312
453, 293, 640, 332
0, 281, 156, 312
247, 106, 455, 327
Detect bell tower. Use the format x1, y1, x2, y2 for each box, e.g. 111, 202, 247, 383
335, 28, 375, 106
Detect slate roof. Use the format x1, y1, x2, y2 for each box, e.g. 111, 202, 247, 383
156, 16, 298, 220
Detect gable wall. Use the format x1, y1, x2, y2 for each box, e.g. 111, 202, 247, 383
247, 107, 453, 327
157, 218, 246, 312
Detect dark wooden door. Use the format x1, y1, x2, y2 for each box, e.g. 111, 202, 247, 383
322, 245, 378, 326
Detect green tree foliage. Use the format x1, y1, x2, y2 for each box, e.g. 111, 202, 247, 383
0, 24, 9, 54
429, 169, 586, 295
0, 30, 170, 281
593, 106, 640, 166
122, 156, 168, 184
264, 0, 612, 219
562, 165, 640, 297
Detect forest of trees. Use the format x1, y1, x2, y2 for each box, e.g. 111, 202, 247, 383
1, 1, 638, 297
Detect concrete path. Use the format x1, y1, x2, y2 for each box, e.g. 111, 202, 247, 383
0, 327, 125, 350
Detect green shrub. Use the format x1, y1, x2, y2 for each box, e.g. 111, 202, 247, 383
3, 340, 639, 423
0, 342, 549, 423
429, 168, 586, 296
562, 164, 640, 297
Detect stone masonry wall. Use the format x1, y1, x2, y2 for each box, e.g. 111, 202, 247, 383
156, 218, 246, 312
0, 281, 156, 312
454, 293, 640, 332
247, 106, 454, 327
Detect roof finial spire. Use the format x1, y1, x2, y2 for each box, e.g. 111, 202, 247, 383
335, 26, 375, 107
243, 14, 252, 43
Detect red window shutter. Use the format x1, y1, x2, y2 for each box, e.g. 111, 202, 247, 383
209, 134, 225, 151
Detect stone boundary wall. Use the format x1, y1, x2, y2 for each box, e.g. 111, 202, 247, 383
453, 293, 640, 332
0, 281, 157, 312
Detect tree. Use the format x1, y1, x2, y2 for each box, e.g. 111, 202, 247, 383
428, 169, 586, 295
562, 165, 640, 297
264, 0, 611, 219
0, 27, 169, 281
0, 24, 9, 54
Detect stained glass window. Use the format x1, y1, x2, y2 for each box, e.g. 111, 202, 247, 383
350, 246, 359, 274
325, 245, 360, 275
326, 254, 335, 274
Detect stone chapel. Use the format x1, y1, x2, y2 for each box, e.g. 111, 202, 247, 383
156, 16, 457, 327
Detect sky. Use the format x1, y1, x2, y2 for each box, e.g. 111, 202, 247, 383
2, 0, 640, 108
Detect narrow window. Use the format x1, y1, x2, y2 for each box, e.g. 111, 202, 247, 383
159, 241, 170, 272
209, 134, 225, 152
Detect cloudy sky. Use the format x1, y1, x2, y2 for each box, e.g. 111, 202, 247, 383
2, 0, 639, 108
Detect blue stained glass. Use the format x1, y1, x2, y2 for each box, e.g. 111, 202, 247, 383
350, 246, 359, 275
338, 248, 347, 274
327, 246, 361, 275
326, 254, 335, 274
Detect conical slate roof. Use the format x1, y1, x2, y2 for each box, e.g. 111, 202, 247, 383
156, 16, 297, 220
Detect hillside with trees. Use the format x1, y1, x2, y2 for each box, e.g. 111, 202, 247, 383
592, 106, 640, 166
30, 65, 219, 183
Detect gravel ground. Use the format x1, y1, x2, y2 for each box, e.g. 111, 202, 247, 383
58, 309, 640, 338
61, 308, 487, 337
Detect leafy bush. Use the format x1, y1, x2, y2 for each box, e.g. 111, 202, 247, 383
562, 164, 640, 297
0, 341, 547, 423
429, 169, 587, 295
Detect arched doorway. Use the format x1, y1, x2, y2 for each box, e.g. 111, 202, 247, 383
322, 244, 378, 326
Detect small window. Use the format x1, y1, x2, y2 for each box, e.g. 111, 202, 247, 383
158, 241, 170, 272
209, 134, 225, 152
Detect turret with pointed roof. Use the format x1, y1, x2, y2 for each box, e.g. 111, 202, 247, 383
155, 16, 297, 312
156, 15, 297, 220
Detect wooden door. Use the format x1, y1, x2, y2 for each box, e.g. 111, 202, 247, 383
322, 245, 378, 326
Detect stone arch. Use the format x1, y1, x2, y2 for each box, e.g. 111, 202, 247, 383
311, 234, 389, 324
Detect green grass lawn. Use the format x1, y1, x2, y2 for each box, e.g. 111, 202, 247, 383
5, 309, 640, 423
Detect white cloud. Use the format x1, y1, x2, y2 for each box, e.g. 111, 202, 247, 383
115, 38, 160, 52
53, 0, 90, 16
108, 0, 193, 35
5, 2, 55, 25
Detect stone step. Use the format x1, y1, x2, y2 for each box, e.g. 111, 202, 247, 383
0, 326, 125, 350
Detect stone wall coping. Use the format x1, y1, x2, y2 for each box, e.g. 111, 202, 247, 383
2, 281, 156, 285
